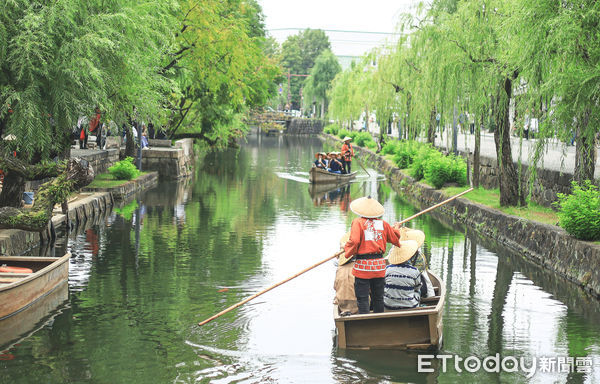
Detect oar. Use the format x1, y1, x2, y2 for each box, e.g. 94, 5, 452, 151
198, 249, 345, 327
354, 155, 371, 177
197, 187, 473, 327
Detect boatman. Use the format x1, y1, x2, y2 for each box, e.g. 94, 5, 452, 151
342, 196, 402, 314
341, 136, 354, 174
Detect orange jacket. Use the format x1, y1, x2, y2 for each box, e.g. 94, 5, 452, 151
341, 143, 354, 162
344, 217, 401, 278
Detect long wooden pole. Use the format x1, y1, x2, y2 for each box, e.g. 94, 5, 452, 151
198, 249, 345, 326
354, 156, 371, 177
197, 187, 473, 326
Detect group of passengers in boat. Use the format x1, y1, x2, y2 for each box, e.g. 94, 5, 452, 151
313, 137, 354, 174
334, 196, 435, 316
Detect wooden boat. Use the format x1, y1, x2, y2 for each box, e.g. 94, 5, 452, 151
333, 271, 445, 350
0, 279, 68, 349
0, 254, 70, 321
309, 167, 357, 184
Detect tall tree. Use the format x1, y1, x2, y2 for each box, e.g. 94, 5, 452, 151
303, 50, 341, 118
280, 29, 331, 109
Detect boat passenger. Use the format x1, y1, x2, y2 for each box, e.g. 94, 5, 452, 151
341, 136, 354, 174
342, 196, 402, 314
398, 228, 435, 298
314, 152, 327, 169
333, 232, 358, 316
383, 240, 423, 310
328, 152, 344, 174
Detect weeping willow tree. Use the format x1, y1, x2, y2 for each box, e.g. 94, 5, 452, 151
508, 0, 600, 184
0, 0, 178, 208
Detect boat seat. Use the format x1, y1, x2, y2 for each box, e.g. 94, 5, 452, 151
421, 296, 440, 303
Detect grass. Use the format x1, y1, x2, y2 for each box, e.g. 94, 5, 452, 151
443, 186, 559, 226
87, 172, 148, 189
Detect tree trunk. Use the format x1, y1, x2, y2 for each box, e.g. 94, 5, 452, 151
0, 172, 25, 207
0, 159, 93, 232
473, 113, 482, 188
125, 125, 135, 158
574, 109, 596, 183
427, 108, 436, 144
493, 76, 525, 206
320, 98, 325, 119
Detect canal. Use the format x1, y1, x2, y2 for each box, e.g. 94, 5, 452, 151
1, 133, 599, 383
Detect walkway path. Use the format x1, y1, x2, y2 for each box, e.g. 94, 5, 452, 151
432, 129, 600, 178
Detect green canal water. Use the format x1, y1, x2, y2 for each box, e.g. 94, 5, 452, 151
1, 134, 599, 383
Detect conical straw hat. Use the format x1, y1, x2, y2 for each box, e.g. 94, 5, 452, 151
387, 240, 419, 265
338, 231, 352, 266
349, 196, 384, 218
399, 228, 425, 248
342, 136, 352, 141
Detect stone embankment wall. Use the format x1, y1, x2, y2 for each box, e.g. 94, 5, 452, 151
124, 138, 194, 179
321, 133, 600, 298
83, 172, 158, 200
81, 149, 120, 174
0, 192, 113, 255
286, 119, 325, 134
447, 149, 575, 207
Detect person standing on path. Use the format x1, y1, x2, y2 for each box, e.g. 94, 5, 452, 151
341, 136, 354, 174
342, 196, 402, 314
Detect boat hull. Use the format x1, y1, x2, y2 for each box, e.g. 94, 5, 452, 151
0, 254, 70, 321
334, 271, 445, 350
309, 167, 357, 184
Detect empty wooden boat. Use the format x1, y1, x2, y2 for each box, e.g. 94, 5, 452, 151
333, 271, 445, 350
309, 167, 357, 184
0, 254, 70, 320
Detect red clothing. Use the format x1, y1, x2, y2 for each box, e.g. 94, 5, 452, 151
89, 113, 101, 132
344, 217, 401, 279
341, 143, 354, 162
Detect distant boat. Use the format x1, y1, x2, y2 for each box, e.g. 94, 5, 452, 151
0, 254, 70, 321
333, 271, 445, 350
309, 167, 357, 184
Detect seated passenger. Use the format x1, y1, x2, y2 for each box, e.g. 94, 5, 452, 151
314, 152, 327, 169
333, 232, 358, 316
328, 152, 344, 174
397, 227, 435, 298
384, 240, 422, 310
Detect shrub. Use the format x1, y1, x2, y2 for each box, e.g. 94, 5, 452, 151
381, 141, 400, 156
337, 129, 358, 141
410, 145, 439, 180
109, 157, 140, 180
353, 131, 376, 148
554, 181, 600, 240
424, 155, 453, 188
393, 141, 421, 169
323, 124, 339, 136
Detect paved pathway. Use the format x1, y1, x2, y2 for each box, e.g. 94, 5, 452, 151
432, 129, 600, 178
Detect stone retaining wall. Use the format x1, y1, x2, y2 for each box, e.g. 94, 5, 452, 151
79, 148, 120, 175
83, 171, 158, 200
321, 133, 600, 298
443, 148, 578, 207
0, 192, 113, 255
122, 138, 194, 179
286, 118, 326, 134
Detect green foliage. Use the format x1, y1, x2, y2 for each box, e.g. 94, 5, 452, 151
554, 181, 600, 241
303, 50, 341, 116
353, 132, 376, 149
280, 29, 331, 109
109, 157, 140, 180
114, 199, 138, 221
323, 124, 339, 136
382, 141, 401, 156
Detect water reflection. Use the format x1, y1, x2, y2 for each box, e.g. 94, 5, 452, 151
1, 132, 599, 383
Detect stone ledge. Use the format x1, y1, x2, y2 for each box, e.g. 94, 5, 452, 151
321, 133, 600, 298
0, 192, 113, 255
83, 171, 158, 200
